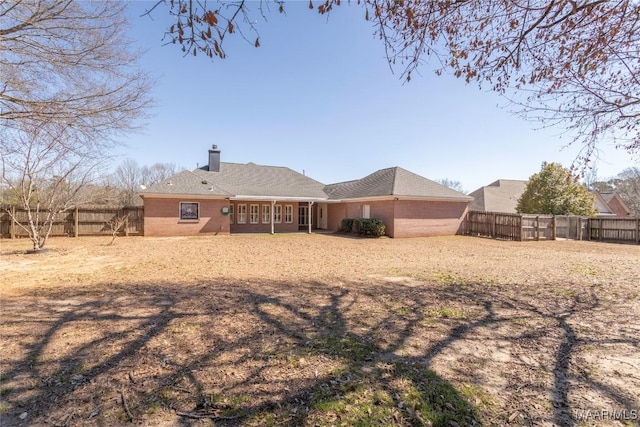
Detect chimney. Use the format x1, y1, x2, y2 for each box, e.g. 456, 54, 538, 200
208, 145, 220, 172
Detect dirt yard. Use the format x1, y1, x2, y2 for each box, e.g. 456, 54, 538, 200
1, 234, 639, 426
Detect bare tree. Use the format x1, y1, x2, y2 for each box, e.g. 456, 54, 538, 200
141, 162, 178, 186
0, 1, 152, 251
1, 122, 109, 251
1, 1, 152, 140
436, 178, 465, 194
610, 167, 640, 216
114, 159, 143, 207
582, 166, 600, 191
111, 160, 178, 206
106, 212, 130, 245
146, 0, 639, 165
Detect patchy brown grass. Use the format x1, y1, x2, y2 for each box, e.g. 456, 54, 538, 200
0, 234, 639, 426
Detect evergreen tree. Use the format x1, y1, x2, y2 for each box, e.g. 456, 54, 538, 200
517, 163, 596, 216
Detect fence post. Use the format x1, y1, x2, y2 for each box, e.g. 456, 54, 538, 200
138, 206, 144, 236
577, 217, 581, 241
552, 216, 556, 240
465, 211, 470, 235
535, 216, 540, 241
124, 208, 129, 237
74, 207, 79, 238
10, 206, 16, 239
599, 219, 603, 242
636, 218, 639, 245
519, 215, 523, 241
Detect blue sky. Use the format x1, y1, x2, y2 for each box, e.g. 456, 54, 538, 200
122, 1, 638, 193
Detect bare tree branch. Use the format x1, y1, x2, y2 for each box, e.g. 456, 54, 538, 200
144, 0, 640, 166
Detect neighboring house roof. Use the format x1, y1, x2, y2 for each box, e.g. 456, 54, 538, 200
598, 191, 631, 216
468, 180, 528, 212
323, 167, 472, 201
141, 162, 327, 200
592, 191, 615, 215
469, 179, 631, 216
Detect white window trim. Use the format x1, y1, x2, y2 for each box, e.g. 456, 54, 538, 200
250, 204, 259, 224
285, 204, 293, 224
237, 204, 247, 224
273, 205, 282, 224
179, 201, 200, 221
262, 204, 270, 224
362, 204, 371, 219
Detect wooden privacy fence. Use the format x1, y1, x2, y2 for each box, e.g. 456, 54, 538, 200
589, 217, 640, 243
465, 211, 554, 241
1, 206, 143, 238
465, 210, 640, 244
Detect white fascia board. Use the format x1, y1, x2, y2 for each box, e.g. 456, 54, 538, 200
139, 193, 230, 200
395, 196, 473, 202
230, 195, 328, 202
330, 195, 472, 203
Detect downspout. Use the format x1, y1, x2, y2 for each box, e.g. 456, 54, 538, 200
271, 200, 276, 234
308, 201, 314, 234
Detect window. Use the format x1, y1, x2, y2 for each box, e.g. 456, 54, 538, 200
250, 204, 259, 224
179, 202, 199, 221
285, 205, 293, 223
262, 204, 270, 224
229, 204, 234, 224
362, 204, 371, 219
273, 205, 282, 223
237, 204, 247, 224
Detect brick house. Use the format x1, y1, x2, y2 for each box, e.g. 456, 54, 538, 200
140, 146, 472, 237
593, 191, 631, 217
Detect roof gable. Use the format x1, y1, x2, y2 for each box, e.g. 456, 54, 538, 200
324, 167, 471, 200
592, 191, 631, 216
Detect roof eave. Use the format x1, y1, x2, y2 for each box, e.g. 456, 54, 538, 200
139, 192, 230, 199
329, 195, 472, 203
230, 195, 329, 202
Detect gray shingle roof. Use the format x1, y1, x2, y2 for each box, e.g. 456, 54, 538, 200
324, 167, 471, 200
141, 162, 471, 202
141, 162, 327, 199
468, 179, 527, 212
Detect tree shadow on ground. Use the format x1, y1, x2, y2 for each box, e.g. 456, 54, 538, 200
0, 277, 638, 426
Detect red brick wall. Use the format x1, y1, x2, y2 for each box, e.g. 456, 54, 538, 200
143, 198, 230, 236
229, 202, 299, 233
326, 201, 395, 236
327, 199, 468, 238
606, 197, 630, 217
368, 200, 395, 237
393, 200, 468, 238
327, 203, 347, 232
145, 197, 469, 238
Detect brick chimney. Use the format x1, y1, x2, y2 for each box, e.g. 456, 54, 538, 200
208, 145, 220, 172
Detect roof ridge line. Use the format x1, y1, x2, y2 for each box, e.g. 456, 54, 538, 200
390, 166, 400, 195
